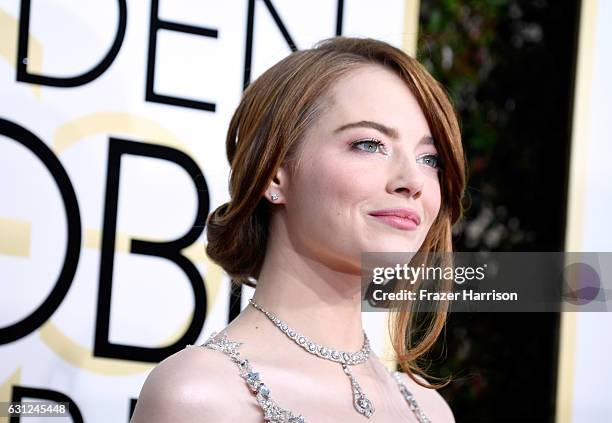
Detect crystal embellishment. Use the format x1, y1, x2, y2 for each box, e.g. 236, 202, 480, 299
202, 332, 306, 423
258, 384, 270, 399
393, 371, 432, 423
198, 330, 430, 422
355, 395, 374, 417
248, 298, 374, 418
342, 363, 375, 418
248, 299, 371, 366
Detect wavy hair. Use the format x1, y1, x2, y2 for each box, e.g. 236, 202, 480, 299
206, 36, 466, 388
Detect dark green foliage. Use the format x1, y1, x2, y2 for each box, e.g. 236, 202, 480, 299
415, 1, 580, 421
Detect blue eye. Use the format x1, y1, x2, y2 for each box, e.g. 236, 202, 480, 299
417, 154, 441, 169
351, 138, 386, 154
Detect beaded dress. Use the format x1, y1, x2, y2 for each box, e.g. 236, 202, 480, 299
191, 331, 432, 423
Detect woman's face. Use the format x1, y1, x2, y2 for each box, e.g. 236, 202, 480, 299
279, 64, 442, 273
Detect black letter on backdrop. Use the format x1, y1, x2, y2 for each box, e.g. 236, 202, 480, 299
95, 138, 209, 363
237, 0, 300, 321
16, 0, 127, 87
11, 386, 83, 422
129, 398, 138, 420
336, 0, 344, 35
243, 0, 298, 90
146, 0, 218, 111
0, 118, 81, 345
233, 0, 343, 321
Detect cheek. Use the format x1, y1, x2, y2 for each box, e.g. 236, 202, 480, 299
423, 178, 442, 226
295, 155, 373, 222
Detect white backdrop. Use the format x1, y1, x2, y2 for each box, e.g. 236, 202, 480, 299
563, 0, 612, 422
0, 1, 408, 422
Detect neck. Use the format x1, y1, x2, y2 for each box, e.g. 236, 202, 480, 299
248, 219, 365, 352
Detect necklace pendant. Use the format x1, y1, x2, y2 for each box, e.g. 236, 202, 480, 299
249, 299, 376, 418
353, 392, 375, 418
343, 364, 375, 418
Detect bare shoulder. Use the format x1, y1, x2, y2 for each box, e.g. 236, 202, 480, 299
396, 372, 455, 423
130, 342, 253, 422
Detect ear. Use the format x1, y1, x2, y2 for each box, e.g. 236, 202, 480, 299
265, 164, 290, 204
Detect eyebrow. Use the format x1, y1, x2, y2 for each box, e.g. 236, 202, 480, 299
421, 136, 435, 146
334, 120, 435, 145
334, 120, 399, 138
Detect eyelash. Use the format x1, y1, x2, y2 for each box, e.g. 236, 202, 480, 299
417, 154, 442, 169
350, 138, 442, 169
350, 138, 387, 154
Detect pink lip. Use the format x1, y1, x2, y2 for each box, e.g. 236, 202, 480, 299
368, 208, 421, 231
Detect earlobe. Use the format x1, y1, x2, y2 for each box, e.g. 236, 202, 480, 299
267, 165, 289, 203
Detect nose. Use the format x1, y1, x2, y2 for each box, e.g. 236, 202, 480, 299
386, 154, 425, 200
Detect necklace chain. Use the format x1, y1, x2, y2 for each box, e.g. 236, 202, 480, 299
248, 298, 370, 364
248, 298, 376, 418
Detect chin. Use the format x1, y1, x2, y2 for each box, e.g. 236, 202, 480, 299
363, 239, 421, 253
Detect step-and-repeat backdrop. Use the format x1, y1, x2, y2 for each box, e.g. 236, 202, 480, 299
0, 1, 410, 421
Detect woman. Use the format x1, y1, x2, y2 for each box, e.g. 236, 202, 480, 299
131, 36, 465, 422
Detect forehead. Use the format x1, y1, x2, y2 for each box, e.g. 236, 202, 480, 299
319, 64, 430, 136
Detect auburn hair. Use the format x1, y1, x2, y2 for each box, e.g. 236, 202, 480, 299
206, 36, 466, 388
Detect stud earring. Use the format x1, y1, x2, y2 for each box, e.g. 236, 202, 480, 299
271, 193, 279, 201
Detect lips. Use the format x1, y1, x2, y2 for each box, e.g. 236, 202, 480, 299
368, 208, 421, 230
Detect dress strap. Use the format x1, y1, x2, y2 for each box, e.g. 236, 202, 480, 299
196, 331, 431, 422
392, 371, 432, 423
200, 331, 306, 423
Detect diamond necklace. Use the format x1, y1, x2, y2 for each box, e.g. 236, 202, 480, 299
248, 298, 376, 418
